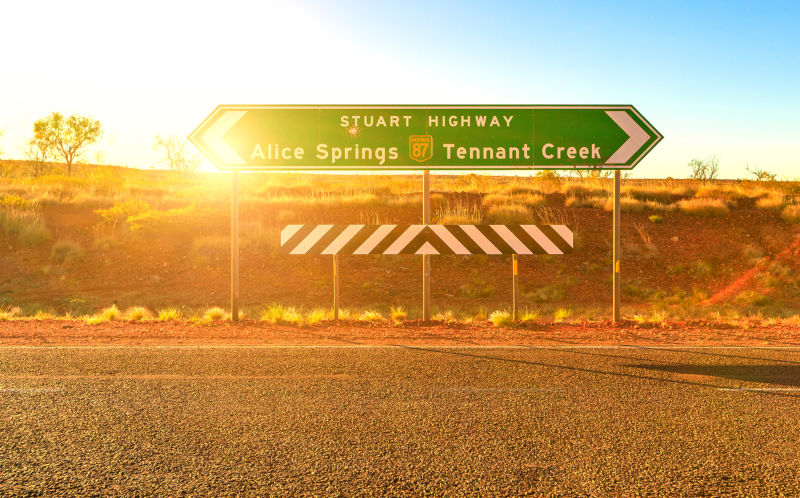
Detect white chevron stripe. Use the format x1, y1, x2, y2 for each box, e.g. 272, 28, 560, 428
353, 225, 396, 254
490, 225, 532, 255
321, 225, 364, 254
521, 225, 562, 254
550, 225, 574, 247
201, 110, 246, 165
605, 111, 650, 164
459, 225, 501, 254
384, 225, 425, 254
429, 225, 470, 254
415, 242, 439, 255
281, 225, 303, 245
290, 225, 333, 254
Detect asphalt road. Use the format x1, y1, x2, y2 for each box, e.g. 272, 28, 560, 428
1, 345, 799, 495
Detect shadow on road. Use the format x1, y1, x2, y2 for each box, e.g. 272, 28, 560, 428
625, 363, 800, 387
396, 345, 800, 397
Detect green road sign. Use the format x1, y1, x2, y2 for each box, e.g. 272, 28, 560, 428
189, 105, 662, 171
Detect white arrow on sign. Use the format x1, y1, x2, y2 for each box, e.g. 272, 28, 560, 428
201, 110, 247, 165
605, 111, 651, 165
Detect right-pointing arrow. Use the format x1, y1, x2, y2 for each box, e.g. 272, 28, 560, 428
200, 110, 247, 165
605, 111, 650, 165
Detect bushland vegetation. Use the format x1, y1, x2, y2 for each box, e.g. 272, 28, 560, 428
1, 158, 799, 324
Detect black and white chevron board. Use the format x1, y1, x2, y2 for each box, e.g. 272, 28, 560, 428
280, 224, 573, 255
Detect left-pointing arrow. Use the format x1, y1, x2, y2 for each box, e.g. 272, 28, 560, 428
605, 111, 650, 165
200, 110, 247, 165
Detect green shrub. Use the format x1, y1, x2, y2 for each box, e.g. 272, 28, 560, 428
648, 215, 663, 224
95, 199, 151, 227
51, 240, 84, 264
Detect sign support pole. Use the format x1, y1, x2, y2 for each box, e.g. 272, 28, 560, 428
231, 170, 240, 322
613, 170, 621, 322
422, 170, 431, 321
332, 254, 340, 322
512, 254, 519, 321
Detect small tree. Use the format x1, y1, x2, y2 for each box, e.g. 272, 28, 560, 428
745, 162, 777, 182
33, 112, 102, 176
24, 138, 50, 177
688, 156, 719, 180
153, 135, 199, 174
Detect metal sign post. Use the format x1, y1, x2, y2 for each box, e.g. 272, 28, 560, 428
333, 254, 340, 322
512, 254, 519, 321
231, 170, 240, 322
422, 170, 431, 321
613, 171, 621, 322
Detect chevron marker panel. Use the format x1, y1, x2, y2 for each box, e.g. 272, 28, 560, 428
280, 225, 573, 255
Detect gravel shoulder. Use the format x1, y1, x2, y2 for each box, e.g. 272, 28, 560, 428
1, 319, 800, 347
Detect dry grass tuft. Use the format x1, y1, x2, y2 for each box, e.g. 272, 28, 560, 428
390, 306, 407, 324
553, 307, 573, 322
483, 204, 532, 224
100, 305, 121, 321
676, 198, 729, 217
434, 201, 482, 224
489, 310, 513, 327
781, 204, 800, 224
634, 223, 658, 255
433, 310, 458, 324
203, 306, 229, 322
565, 195, 606, 209
157, 308, 182, 321
755, 191, 785, 209
358, 310, 385, 322
125, 306, 152, 321
603, 197, 645, 213
519, 308, 540, 323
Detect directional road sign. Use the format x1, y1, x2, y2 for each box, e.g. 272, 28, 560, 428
189, 105, 662, 171
280, 224, 574, 255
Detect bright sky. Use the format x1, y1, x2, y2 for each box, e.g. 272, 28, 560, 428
1, 0, 798, 178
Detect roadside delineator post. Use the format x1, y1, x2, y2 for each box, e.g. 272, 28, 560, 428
613, 170, 621, 322
512, 254, 519, 321
231, 170, 240, 322
422, 170, 431, 321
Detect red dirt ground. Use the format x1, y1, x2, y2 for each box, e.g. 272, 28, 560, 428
2, 320, 799, 347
